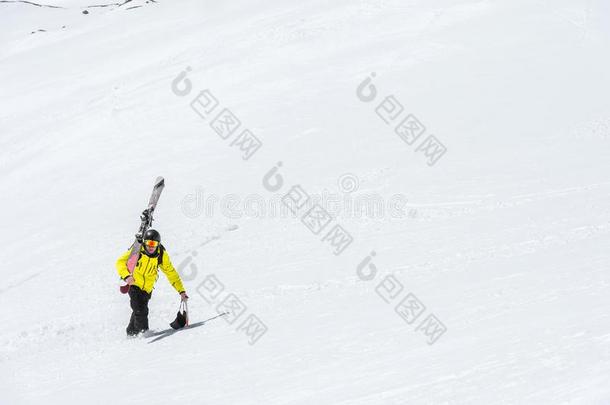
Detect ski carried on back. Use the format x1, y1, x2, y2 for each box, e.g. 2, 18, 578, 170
119, 176, 165, 294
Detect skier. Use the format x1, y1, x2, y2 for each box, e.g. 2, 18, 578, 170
116, 229, 189, 336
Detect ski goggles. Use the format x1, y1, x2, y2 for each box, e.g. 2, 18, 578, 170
144, 239, 160, 248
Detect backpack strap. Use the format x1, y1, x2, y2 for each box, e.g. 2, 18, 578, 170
158, 244, 164, 265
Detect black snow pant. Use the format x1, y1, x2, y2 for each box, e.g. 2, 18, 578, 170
126, 286, 152, 336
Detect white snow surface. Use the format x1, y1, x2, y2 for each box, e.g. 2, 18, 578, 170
1, 0, 610, 404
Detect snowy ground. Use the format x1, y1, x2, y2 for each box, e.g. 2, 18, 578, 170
1, 0, 610, 404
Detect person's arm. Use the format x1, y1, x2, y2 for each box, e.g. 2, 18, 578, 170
159, 249, 186, 295
116, 250, 132, 280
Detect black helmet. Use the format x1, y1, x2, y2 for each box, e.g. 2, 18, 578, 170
143, 229, 161, 242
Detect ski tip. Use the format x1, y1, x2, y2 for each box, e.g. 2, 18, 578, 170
226, 224, 239, 231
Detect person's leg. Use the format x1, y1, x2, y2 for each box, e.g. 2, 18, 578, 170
126, 311, 136, 335
139, 291, 151, 331
126, 287, 139, 335
128, 286, 151, 334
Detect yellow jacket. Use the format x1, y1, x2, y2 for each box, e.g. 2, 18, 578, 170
116, 245, 185, 294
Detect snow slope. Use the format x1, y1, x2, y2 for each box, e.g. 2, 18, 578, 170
1, 0, 610, 403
